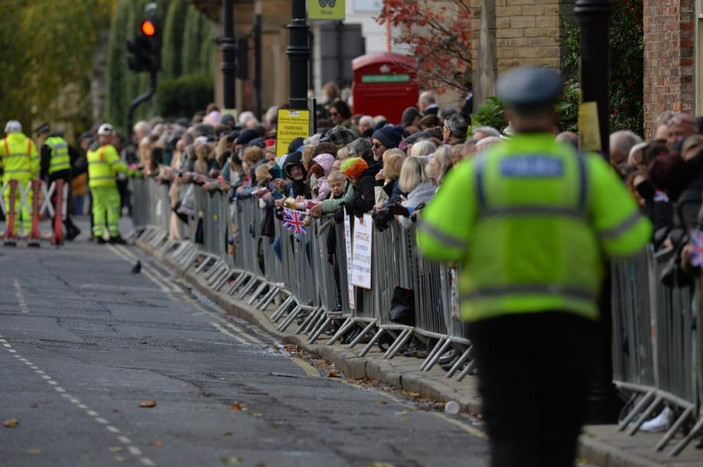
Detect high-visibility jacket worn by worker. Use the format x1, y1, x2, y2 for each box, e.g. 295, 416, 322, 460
44, 136, 71, 175
416, 133, 652, 322
87, 143, 127, 238
0, 133, 39, 234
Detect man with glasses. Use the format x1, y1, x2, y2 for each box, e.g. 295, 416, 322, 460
371, 125, 404, 161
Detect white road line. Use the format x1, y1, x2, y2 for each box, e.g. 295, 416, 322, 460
221, 321, 263, 345
210, 322, 248, 344
106, 244, 171, 293
14, 280, 29, 313
2, 341, 157, 466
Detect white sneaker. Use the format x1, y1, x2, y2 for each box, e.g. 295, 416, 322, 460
641, 406, 672, 432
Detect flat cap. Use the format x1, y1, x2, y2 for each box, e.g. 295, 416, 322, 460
497, 67, 563, 111
35, 122, 50, 134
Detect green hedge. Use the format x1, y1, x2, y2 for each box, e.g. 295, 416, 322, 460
158, 74, 214, 120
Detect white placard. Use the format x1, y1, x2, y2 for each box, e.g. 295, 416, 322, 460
344, 213, 355, 309
351, 214, 373, 289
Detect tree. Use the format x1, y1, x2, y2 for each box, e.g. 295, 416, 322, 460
377, 0, 472, 94
162, 0, 189, 79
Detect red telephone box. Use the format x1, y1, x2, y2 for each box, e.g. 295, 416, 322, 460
352, 53, 419, 125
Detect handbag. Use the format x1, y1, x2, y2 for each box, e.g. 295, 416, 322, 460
389, 286, 415, 326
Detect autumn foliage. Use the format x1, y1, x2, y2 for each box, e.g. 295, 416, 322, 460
377, 0, 472, 93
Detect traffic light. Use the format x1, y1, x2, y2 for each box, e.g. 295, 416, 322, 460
126, 15, 161, 72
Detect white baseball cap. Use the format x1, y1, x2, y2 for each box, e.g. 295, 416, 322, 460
98, 123, 114, 136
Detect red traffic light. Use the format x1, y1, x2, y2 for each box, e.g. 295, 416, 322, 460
141, 20, 156, 36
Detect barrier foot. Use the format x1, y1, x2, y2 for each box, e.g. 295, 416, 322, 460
359, 329, 385, 357
456, 359, 477, 381
271, 296, 295, 322
627, 395, 663, 436
446, 346, 473, 378
301, 308, 325, 336
258, 287, 282, 311
309, 317, 332, 344
655, 406, 694, 451
278, 306, 303, 332
384, 328, 414, 360
618, 392, 655, 431
327, 317, 353, 345
668, 415, 703, 457
421, 338, 450, 372
347, 321, 377, 349
247, 282, 269, 306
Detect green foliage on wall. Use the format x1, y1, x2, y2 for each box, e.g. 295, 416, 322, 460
158, 75, 214, 120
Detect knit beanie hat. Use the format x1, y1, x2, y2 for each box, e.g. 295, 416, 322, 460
372, 125, 404, 149
236, 128, 259, 145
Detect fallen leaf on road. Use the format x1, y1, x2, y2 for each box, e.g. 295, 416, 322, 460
223, 432, 234, 437
149, 440, 163, 447
231, 402, 243, 411
141, 341, 148, 344
253, 412, 262, 417
109, 446, 124, 453
327, 370, 340, 378
220, 456, 243, 465
114, 455, 128, 462
368, 463, 394, 467
26, 448, 41, 455
139, 400, 157, 408
3, 419, 19, 427
31, 403, 38, 408
376, 400, 387, 405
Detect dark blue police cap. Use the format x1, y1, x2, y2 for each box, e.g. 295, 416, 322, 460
497, 67, 563, 112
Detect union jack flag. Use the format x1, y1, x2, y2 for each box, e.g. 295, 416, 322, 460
282, 207, 307, 237
690, 229, 703, 268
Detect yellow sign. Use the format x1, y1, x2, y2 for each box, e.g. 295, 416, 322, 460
308, 0, 346, 20
578, 101, 601, 152
276, 109, 311, 157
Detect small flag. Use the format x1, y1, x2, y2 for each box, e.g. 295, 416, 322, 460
282, 207, 307, 237
690, 229, 703, 268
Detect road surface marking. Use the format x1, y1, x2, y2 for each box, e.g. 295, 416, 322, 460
221, 321, 263, 345
106, 244, 171, 292
183, 294, 263, 345
14, 280, 29, 313
290, 357, 320, 378
432, 412, 487, 439
110, 244, 180, 292
0, 332, 156, 466
210, 322, 249, 345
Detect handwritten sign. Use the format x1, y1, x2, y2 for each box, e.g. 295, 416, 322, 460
351, 214, 373, 289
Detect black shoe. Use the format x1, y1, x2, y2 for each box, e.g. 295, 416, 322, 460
438, 349, 457, 365
440, 353, 461, 371
65, 226, 81, 241
109, 236, 127, 245
96, 236, 107, 244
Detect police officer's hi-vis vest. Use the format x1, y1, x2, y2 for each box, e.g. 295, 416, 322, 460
44, 136, 71, 174
416, 133, 652, 322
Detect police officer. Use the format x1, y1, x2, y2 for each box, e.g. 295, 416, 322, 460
87, 123, 127, 244
416, 67, 652, 467
0, 120, 40, 240
35, 123, 82, 240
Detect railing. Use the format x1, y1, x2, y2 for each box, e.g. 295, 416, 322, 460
130, 177, 703, 455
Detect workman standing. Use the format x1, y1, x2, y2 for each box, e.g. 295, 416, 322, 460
87, 123, 127, 244
0, 120, 40, 239
416, 67, 652, 467
35, 123, 82, 240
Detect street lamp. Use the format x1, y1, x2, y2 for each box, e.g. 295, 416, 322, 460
574, 0, 618, 424
287, 0, 310, 110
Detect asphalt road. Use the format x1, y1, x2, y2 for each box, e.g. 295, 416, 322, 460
0, 222, 487, 467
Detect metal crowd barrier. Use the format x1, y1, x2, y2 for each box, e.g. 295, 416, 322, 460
130, 178, 475, 380
611, 246, 703, 456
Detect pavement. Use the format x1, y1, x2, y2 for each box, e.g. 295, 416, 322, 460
133, 233, 703, 467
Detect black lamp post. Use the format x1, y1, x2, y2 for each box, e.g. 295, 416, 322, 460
221, 0, 236, 110
287, 0, 310, 110
574, 0, 619, 424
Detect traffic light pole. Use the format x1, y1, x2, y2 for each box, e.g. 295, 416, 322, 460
126, 70, 158, 142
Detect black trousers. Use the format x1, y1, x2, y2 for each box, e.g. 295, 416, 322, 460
467, 312, 598, 467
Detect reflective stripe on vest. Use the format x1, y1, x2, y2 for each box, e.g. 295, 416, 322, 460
1, 138, 33, 178
461, 284, 597, 302
46, 137, 71, 174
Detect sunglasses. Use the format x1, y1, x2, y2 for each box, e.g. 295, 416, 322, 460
372, 142, 384, 149
329, 111, 340, 116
